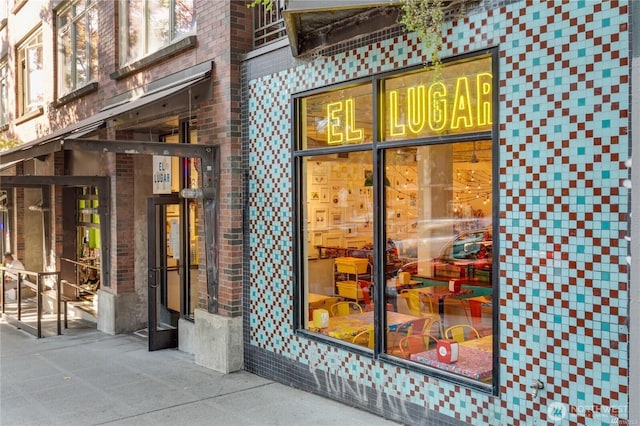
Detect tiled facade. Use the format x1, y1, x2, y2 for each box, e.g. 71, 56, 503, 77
244, 1, 631, 424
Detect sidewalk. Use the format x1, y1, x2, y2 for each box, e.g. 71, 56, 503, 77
0, 317, 400, 426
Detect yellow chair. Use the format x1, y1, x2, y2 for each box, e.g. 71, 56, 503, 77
399, 291, 443, 336
445, 324, 480, 343
352, 328, 375, 349
331, 301, 363, 317
399, 291, 422, 316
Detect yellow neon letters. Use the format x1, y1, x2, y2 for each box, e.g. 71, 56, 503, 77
327, 98, 364, 144
389, 91, 405, 137
451, 77, 473, 130
385, 72, 493, 138
476, 72, 492, 126
319, 68, 492, 144
428, 82, 447, 132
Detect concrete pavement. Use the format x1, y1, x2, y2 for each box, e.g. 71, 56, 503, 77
0, 316, 400, 426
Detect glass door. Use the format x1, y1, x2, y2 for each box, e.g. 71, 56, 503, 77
147, 195, 181, 351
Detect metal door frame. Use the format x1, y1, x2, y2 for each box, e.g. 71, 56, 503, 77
147, 194, 181, 351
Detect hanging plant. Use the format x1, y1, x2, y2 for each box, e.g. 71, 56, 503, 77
247, 0, 468, 71
398, 0, 446, 70
0, 138, 22, 150
247, 0, 275, 10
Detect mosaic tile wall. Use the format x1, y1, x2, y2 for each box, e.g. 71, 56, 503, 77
245, 1, 630, 424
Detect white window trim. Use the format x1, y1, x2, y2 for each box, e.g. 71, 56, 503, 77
57, 0, 99, 97
118, 0, 196, 67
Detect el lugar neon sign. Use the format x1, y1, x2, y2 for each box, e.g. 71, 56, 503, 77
325, 72, 492, 145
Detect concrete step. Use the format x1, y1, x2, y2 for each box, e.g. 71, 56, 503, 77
42, 290, 98, 324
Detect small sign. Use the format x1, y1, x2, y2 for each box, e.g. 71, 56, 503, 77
153, 156, 172, 194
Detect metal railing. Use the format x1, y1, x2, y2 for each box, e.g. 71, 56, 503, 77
253, 1, 286, 48
0, 267, 62, 338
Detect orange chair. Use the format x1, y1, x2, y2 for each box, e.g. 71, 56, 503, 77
399, 333, 438, 359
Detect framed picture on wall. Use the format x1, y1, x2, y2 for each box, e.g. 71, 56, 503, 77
314, 208, 328, 227
310, 191, 320, 201
320, 187, 330, 203
330, 210, 342, 226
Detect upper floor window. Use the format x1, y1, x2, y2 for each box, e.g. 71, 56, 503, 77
119, 0, 195, 66
57, 0, 98, 97
0, 60, 8, 126
0, 0, 8, 22
17, 29, 43, 116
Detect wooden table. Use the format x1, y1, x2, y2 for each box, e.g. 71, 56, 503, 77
321, 310, 418, 341
410, 335, 493, 381
308, 293, 332, 305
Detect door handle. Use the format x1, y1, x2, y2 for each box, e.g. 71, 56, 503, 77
148, 267, 163, 288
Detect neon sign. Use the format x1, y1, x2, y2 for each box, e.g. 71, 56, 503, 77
303, 57, 493, 148
326, 98, 364, 145
387, 72, 493, 138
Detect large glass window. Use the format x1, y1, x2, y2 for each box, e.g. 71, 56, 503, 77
296, 54, 496, 387
17, 29, 44, 116
119, 0, 195, 66
0, 60, 8, 126
57, 0, 98, 96
0, 0, 7, 23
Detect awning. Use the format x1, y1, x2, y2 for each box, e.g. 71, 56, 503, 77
0, 61, 212, 169
282, 1, 401, 57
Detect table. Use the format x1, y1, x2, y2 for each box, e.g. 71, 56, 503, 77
460, 334, 493, 352
407, 286, 473, 326
320, 311, 418, 341
308, 293, 332, 305
410, 335, 493, 381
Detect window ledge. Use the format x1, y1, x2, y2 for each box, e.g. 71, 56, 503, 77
14, 106, 44, 125
11, 0, 27, 14
110, 35, 197, 80
52, 82, 99, 108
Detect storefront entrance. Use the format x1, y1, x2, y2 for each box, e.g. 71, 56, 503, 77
147, 195, 181, 351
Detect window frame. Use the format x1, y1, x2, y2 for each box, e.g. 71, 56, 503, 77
292, 49, 500, 394
118, 0, 196, 67
0, 59, 8, 127
56, 0, 99, 98
16, 28, 44, 117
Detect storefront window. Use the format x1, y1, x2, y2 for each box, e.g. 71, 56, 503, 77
77, 186, 101, 296
384, 143, 493, 382
300, 82, 373, 149
382, 57, 492, 141
301, 152, 374, 347
296, 53, 496, 385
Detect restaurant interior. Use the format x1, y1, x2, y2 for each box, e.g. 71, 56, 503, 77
303, 141, 494, 382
